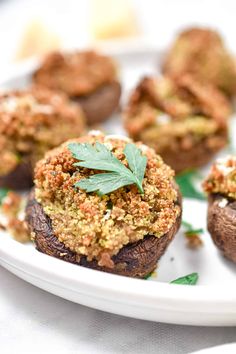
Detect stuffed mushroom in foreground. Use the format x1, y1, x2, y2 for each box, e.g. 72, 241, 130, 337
203, 156, 236, 263
123, 74, 231, 173
0, 87, 85, 189
25, 131, 182, 278
33, 50, 121, 125
163, 27, 236, 96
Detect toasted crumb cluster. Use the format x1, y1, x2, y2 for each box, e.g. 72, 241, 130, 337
0, 87, 85, 176
124, 75, 230, 154
34, 131, 180, 268
203, 156, 236, 200
185, 233, 203, 249
163, 27, 236, 95
33, 51, 118, 97
1, 191, 30, 243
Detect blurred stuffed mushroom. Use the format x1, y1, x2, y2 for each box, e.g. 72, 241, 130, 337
163, 27, 236, 96
203, 156, 236, 263
0, 87, 85, 189
33, 50, 121, 125
25, 131, 182, 278
123, 74, 231, 173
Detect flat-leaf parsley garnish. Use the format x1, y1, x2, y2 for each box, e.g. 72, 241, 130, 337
170, 272, 199, 285
175, 170, 205, 200
182, 220, 204, 236
68, 142, 147, 196
0, 188, 9, 205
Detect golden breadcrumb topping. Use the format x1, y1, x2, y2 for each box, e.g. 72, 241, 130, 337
163, 27, 236, 95
124, 75, 230, 152
0, 87, 85, 176
203, 156, 236, 200
1, 191, 30, 243
34, 131, 180, 268
33, 50, 118, 96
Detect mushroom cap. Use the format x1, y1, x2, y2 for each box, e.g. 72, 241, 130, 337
26, 189, 182, 278
207, 194, 236, 263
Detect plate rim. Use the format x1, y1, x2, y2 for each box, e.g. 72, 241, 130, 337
0, 48, 235, 325
0, 236, 235, 312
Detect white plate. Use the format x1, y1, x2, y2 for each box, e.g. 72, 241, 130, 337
193, 343, 236, 354
0, 47, 235, 326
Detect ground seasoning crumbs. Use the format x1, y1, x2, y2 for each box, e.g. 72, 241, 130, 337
34, 131, 180, 268
185, 233, 203, 249
0, 87, 85, 176
163, 27, 236, 95
1, 191, 30, 243
33, 50, 118, 96
203, 156, 236, 200
124, 75, 230, 154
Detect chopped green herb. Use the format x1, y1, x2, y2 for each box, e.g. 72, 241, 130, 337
182, 220, 204, 236
0, 188, 9, 205
185, 229, 204, 236
144, 272, 153, 280
68, 142, 147, 196
170, 272, 199, 285
175, 170, 205, 200
106, 200, 113, 210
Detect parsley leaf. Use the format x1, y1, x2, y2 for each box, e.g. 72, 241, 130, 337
182, 220, 204, 236
170, 272, 199, 285
144, 272, 153, 280
68, 142, 147, 196
175, 170, 205, 200
0, 188, 8, 205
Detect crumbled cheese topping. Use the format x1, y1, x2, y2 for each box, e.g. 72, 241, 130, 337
105, 134, 131, 142
203, 155, 236, 200
215, 156, 236, 176
0, 95, 53, 115
156, 113, 171, 125
0, 88, 85, 176
218, 198, 228, 208
88, 130, 103, 136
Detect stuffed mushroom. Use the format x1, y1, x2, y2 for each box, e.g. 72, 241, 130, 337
0, 87, 85, 189
163, 27, 236, 96
123, 74, 231, 173
25, 131, 182, 278
33, 50, 121, 125
203, 156, 236, 263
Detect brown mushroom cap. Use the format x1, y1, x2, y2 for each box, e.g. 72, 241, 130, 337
75, 81, 121, 125
0, 87, 85, 189
207, 194, 236, 263
33, 51, 121, 124
25, 190, 182, 278
163, 27, 236, 96
123, 75, 230, 173
0, 160, 33, 190
33, 132, 181, 266
159, 135, 227, 174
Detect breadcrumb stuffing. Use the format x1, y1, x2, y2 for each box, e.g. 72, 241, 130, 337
33, 51, 118, 96
1, 191, 30, 243
1, 191, 22, 217
163, 27, 236, 95
185, 233, 203, 249
203, 155, 236, 200
34, 132, 180, 267
0, 87, 85, 176
124, 75, 230, 153
7, 218, 30, 243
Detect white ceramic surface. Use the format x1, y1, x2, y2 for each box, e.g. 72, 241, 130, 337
0, 48, 235, 326
192, 343, 236, 354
